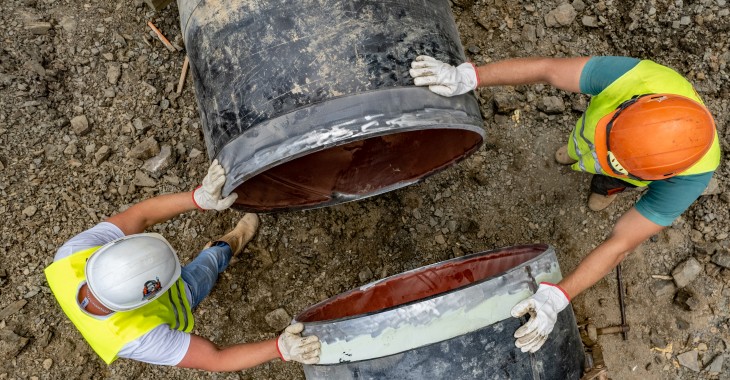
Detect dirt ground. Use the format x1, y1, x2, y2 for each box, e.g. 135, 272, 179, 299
0, 0, 729, 379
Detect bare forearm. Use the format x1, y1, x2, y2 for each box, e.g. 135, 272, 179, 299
131, 191, 197, 227
106, 191, 198, 235
178, 336, 280, 372
476, 56, 589, 93
204, 339, 279, 372
558, 237, 630, 298
557, 208, 663, 299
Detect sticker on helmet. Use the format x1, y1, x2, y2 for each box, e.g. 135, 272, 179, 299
142, 277, 162, 300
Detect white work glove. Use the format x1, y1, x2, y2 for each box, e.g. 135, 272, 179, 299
409, 55, 479, 97
192, 160, 238, 211
277, 323, 321, 365
510, 283, 570, 353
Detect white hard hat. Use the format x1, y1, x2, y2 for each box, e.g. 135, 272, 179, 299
85, 233, 181, 312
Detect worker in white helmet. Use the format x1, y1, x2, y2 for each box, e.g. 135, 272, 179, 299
44, 161, 320, 371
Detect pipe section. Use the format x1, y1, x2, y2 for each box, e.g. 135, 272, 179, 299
296, 244, 585, 379
178, 0, 484, 212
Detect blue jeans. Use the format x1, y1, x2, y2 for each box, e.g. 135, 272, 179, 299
180, 242, 232, 309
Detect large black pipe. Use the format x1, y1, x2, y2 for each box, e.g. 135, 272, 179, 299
296, 245, 585, 379
178, 0, 484, 212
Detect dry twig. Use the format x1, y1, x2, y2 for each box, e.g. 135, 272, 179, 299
177, 56, 190, 94
147, 21, 176, 52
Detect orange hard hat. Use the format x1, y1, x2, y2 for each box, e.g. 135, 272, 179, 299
594, 93, 715, 181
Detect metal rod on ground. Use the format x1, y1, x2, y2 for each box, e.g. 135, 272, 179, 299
177, 56, 189, 94
616, 264, 628, 340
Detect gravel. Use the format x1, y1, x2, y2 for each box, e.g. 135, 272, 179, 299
0, 0, 727, 379
671, 258, 703, 288
677, 350, 700, 372
265, 308, 292, 331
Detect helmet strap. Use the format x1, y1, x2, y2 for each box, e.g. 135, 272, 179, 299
606, 151, 629, 175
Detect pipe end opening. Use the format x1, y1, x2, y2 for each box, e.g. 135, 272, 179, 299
233, 128, 482, 212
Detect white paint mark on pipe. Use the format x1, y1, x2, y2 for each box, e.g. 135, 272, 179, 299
360, 121, 378, 131
313, 269, 562, 364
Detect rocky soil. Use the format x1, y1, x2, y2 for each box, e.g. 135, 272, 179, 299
0, 0, 729, 379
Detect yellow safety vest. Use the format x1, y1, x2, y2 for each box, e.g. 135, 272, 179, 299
568, 60, 721, 187
45, 246, 194, 364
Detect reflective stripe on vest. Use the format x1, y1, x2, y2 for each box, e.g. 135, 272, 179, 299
568, 60, 721, 187
44, 246, 194, 364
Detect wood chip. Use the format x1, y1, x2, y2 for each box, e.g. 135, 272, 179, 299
651, 274, 673, 280
147, 21, 176, 52
651, 342, 673, 354
176, 56, 189, 94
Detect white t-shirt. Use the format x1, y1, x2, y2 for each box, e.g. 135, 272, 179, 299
55, 222, 191, 366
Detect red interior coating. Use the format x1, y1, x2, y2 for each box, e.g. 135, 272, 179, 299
296, 245, 548, 323
233, 129, 482, 211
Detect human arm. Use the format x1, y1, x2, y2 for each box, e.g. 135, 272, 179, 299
510, 207, 663, 352
177, 324, 321, 371
177, 336, 281, 371
559, 171, 711, 296
105, 160, 237, 235
557, 207, 664, 298
511, 172, 712, 351
409, 55, 590, 96
474, 56, 589, 93
105, 192, 198, 235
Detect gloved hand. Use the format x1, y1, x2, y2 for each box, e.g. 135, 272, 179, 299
510, 283, 570, 353
409, 55, 479, 97
277, 323, 321, 364
192, 160, 238, 211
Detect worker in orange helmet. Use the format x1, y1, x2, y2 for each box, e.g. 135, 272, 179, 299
410, 56, 720, 352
